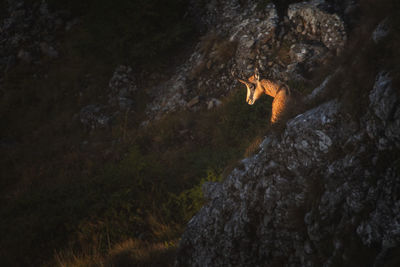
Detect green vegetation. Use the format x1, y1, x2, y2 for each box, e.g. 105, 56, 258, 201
0, 33, 272, 265
3, 0, 399, 265
0, 86, 272, 266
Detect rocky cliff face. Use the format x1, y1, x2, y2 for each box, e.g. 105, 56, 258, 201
144, 0, 350, 122
176, 71, 399, 266
74, 0, 353, 129
175, 1, 400, 266
0, 0, 75, 74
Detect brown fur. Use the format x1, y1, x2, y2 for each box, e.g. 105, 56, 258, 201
238, 74, 292, 123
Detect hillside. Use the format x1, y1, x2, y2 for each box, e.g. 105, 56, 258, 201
1, 0, 399, 266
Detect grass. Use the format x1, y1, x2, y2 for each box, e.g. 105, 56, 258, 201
2, 0, 399, 266
53, 238, 178, 267
198, 32, 238, 65
305, 0, 400, 119
0, 51, 273, 266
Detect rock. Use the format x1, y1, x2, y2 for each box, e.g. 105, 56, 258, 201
356, 167, 400, 253
287, 0, 346, 50
244, 39, 255, 48
79, 104, 112, 129
176, 66, 400, 266
187, 96, 200, 108
364, 71, 400, 150
17, 49, 32, 63
368, 71, 396, 122
109, 66, 136, 95
305, 68, 343, 102
108, 65, 137, 109
144, 0, 346, 121
40, 42, 59, 58
0, 0, 67, 75
116, 97, 134, 110
289, 43, 327, 64
202, 182, 223, 201
372, 18, 390, 43
207, 98, 222, 110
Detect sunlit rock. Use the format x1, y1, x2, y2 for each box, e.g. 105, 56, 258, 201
176, 64, 400, 266
288, 0, 346, 51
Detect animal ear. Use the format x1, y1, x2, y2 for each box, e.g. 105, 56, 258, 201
237, 78, 250, 86
254, 68, 260, 81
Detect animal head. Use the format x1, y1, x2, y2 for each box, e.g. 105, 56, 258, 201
234, 69, 264, 105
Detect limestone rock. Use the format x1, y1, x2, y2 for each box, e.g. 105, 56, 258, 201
176, 69, 400, 266
0, 0, 66, 74
108, 65, 137, 109
364, 71, 400, 150
145, 0, 348, 121
79, 104, 112, 130
207, 98, 222, 109
372, 18, 390, 43
288, 0, 346, 51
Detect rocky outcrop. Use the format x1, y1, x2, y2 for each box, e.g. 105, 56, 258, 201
145, 0, 348, 121
73, 0, 349, 124
108, 65, 138, 110
364, 71, 400, 150
79, 104, 112, 130
0, 0, 74, 75
372, 18, 390, 44
79, 65, 138, 129
287, 0, 346, 52
175, 69, 400, 266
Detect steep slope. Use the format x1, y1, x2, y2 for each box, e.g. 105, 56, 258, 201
176, 1, 400, 266
176, 79, 399, 265
1, 0, 398, 266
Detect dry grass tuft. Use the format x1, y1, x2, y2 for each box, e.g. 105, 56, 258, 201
198, 32, 238, 64
276, 40, 292, 65
199, 32, 220, 55
54, 250, 103, 267
212, 39, 238, 63
189, 60, 207, 79
106, 239, 177, 267
52, 238, 178, 267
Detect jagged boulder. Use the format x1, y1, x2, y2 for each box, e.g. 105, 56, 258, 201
145, 0, 348, 121
175, 70, 400, 266
364, 71, 400, 150
0, 0, 67, 75
372, 18, 390, 44
79, 104, 112, 130
108, 65, 138, 110
287, 0, 347, 52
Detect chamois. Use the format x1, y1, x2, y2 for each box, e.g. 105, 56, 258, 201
234, 69, 292, 124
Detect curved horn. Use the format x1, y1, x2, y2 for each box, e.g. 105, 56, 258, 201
237, 77, 253, 87
254, 67, 260, 81
231, 69, 253, 87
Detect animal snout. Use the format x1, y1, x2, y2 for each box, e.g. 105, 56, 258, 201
247, 99, 254, 105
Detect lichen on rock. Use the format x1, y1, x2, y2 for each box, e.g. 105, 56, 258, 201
176, 69, 400, 266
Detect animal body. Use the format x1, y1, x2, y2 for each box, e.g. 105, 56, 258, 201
235, 69, 292, 123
